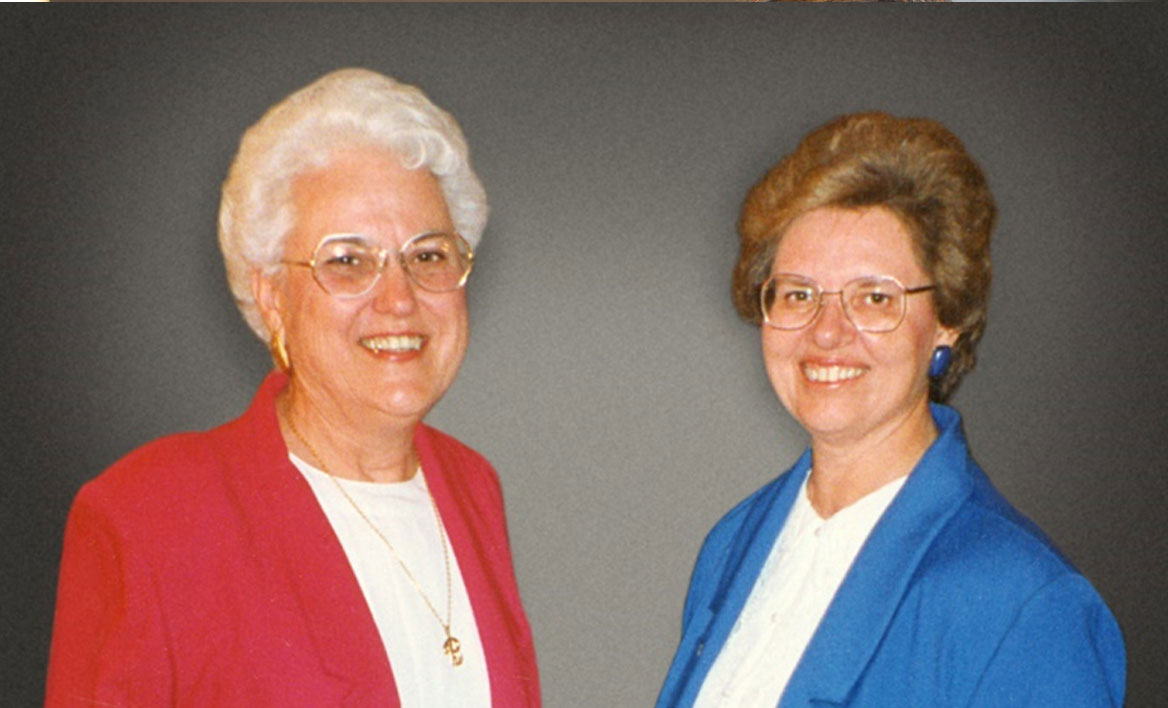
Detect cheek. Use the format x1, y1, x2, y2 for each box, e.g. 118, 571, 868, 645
446, 295, 469, 337
875, 319, 938, 380
448, 314, 469, 362
431, 297, 470, 359
283, 280, 341, 346
907, 315, 943, 360
305, 296, 357, 341
761, 330, 800, 395
761, 328, 798, 366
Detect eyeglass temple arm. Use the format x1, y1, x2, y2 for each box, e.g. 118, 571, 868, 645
904, 284, 937, 295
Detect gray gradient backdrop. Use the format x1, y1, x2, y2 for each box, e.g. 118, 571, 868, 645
4, 5, 1167, 706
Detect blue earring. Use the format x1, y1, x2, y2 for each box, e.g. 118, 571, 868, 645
929, 345, 952, 379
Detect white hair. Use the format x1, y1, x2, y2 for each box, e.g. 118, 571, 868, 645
218, 67, 488, 340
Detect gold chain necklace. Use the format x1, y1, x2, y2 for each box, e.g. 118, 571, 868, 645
284, 410, 464, 667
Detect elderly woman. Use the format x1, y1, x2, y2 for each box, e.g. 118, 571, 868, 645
46, 68, 539, 706
657, 112, 1125, 707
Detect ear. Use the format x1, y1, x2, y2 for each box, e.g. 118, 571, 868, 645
251, 267, 285, 339
935, 324, 960, 348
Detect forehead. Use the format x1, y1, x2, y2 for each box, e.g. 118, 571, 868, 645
773, 206, 926, 284
287, 149, 453, 251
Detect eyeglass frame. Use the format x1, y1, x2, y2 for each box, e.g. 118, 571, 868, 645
281, 230, 475, 298
759, 273, 937, 333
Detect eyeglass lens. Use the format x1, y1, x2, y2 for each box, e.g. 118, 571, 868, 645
313, 233, 471, 297
762, 276, 908, 332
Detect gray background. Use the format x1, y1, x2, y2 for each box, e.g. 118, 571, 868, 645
3, 5, 1167, 706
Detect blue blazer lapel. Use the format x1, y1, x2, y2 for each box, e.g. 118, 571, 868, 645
710, 451, 812, 615
668, 451, 812, 707
780, 405, 975, 707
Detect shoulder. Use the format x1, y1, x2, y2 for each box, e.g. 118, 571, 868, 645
418, 423, 492, 465
912, 412, 1094, 604
907, 476, 1121, 662
69, 422, 254, 549
77, 431, 219, 513
675, 467, 802, 626
941, 494, 1127, 704
417, 423, 502, 492
871, 453, 1125, 702
708, 475, 786, 539
417, 424, 496, 473
692, 469, 797, 577
923, 483, 1084, 598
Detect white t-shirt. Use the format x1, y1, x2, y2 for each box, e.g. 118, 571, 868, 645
291, 453, 492, 707
695, 473, 907, 708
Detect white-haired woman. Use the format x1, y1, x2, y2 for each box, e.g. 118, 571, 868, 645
47, 68, 540, 707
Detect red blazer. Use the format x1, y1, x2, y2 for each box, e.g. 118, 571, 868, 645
46, 373, 540, 706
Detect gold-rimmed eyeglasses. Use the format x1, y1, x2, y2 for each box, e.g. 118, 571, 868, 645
283, 231, 474, 298
760, 274, 936, 333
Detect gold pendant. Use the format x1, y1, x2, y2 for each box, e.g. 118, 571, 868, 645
443, 635, 464, 667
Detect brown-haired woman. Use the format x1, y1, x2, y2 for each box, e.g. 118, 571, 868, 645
656, 112, 1124, 707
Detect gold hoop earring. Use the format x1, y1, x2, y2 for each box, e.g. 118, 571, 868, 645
270, 329, 291, 373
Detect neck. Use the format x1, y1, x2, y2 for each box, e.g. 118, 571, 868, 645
806, 399, 937, 518
277, 377, 419, 483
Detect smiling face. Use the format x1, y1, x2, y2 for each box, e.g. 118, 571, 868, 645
254, 148, 468, 426
762, 206, 957, 448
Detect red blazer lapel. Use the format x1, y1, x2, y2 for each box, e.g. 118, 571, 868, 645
207, 373, 538, 706
215, 372, 400, 705
416, 424, 541, 707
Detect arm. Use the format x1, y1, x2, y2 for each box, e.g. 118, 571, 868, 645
967, 574, 1126, 708
45, 489, 173, 706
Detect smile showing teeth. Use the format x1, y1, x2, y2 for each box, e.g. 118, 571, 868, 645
802, 363, 866, 383
360, 335, 425, 353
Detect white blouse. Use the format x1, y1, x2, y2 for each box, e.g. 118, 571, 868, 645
695, 473, 907, 708
291, 453, 491, 707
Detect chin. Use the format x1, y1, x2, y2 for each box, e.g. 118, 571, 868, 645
786, 392, 871, 438
796, 411, 862, 440
377, 381, 449, 418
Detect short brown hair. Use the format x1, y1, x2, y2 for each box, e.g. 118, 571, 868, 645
732, 112, 995, 401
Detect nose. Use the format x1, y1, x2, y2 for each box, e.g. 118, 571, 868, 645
809, 293, 857, 349
370, 259, 418, 316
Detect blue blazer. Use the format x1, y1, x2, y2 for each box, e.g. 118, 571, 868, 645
657, 405, 1125, 707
